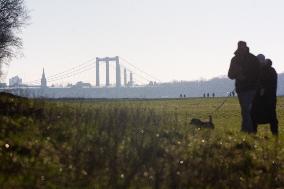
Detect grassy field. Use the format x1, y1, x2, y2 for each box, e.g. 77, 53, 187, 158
0, 94, 284, 189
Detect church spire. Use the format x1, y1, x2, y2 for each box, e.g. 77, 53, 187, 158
41, 68, 47, 87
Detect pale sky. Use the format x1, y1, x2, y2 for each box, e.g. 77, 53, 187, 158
4, 0, 284, 85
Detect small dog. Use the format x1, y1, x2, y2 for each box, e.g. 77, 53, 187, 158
190, 115, 214, 129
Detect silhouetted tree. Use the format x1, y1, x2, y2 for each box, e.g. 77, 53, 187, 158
0, 0, 28, 76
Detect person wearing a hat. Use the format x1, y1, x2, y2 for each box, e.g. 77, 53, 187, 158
251, 58, 278, 135
228, 41, 261, 133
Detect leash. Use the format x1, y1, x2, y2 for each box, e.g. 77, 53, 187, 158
209, 89, 236, 115
190, 89, 236, 121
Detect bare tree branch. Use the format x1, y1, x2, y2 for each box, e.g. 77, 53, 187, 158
0, 0, 28, 77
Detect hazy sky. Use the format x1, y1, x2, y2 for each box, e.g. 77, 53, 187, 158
4, 0, 284, 85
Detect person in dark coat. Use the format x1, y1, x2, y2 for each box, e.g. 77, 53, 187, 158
228, 41, 261, 133
251, 58, 278, 135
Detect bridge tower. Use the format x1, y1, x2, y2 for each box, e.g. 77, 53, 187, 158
129, 72, 133, 86
96, 58, 100, 87
115, 56, 121, 87
106, 58, 110, 86
95, 56, 121, 87
124, 68, 127, 86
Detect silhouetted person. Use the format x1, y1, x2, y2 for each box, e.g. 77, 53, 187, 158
207, 93, 210, 98
251, 58, 278, 135
180, 94, 183, 98
184, 94, 186, 98
228, 41, 260, 133
203, 93, 206, 98
232, 91, 235, 97
212, 93, 215, 98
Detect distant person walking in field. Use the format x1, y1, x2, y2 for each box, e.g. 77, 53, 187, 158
228, 41, 260, 133
251, 58, 278, 135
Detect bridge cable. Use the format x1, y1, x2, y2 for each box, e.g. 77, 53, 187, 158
119, 57, 161, 82
25, 57, 97, 84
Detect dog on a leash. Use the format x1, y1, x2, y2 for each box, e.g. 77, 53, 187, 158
190, 115, 214, 129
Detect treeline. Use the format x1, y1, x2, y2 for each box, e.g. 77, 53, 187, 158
158, 73, 284, 97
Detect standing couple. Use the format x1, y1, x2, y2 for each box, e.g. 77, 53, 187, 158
228, 41, 278, 135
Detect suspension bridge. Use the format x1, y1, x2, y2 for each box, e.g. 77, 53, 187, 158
22, 56, 161, 88
0, 56, 165, 98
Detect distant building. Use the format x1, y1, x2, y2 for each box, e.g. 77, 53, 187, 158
73, 81, 92, 88
148, 81, 154, 86
41, 68, 47, 88
0, 83, 7, 88
9, 76, 22, 87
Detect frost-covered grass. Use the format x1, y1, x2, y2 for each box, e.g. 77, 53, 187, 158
0, 94, 284, 188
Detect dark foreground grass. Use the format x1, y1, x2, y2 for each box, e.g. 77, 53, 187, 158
0, 93, 284, 189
